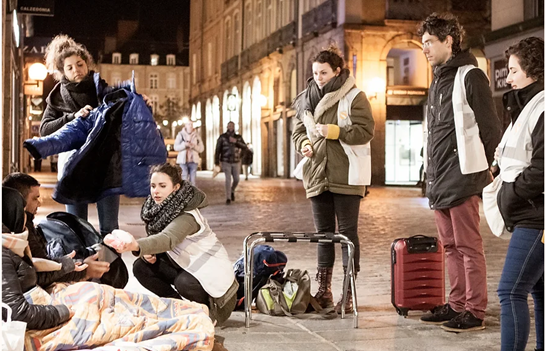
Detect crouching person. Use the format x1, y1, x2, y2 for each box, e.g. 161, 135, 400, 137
108, 163, 238, 324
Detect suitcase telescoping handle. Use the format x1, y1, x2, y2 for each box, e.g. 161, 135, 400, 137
405, 235, 438, 254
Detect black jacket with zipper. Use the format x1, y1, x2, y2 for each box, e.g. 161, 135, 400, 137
498, 81, 544, 231
214, 131, 246, 165
426, 50, 502, 210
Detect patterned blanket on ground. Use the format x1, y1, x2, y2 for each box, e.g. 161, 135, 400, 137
23, 282, 214, 351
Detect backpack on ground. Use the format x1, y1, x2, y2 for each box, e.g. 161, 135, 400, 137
37, 211, 129, 289
233, 244, 288, 310
256, 269, 311, 316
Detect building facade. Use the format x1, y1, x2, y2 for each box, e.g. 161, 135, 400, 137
98, 21, 191, 139
484, 0, 544, 130
190, 0, 491, 184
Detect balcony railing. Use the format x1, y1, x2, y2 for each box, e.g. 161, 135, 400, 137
302, 0, 337, 37
224, 21, 297, 82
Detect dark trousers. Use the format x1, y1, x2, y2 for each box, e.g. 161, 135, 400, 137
310, 191, 361, 272
498, 227, 544, 351
133, 253, 210, 306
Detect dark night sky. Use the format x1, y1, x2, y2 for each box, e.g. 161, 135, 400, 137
32, 0, 190, 48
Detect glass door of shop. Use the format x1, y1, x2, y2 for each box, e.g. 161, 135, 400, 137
385, 120, 423, 185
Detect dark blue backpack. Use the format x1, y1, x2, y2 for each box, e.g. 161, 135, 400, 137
233, 245, 288, 310
36, 211, 129, 289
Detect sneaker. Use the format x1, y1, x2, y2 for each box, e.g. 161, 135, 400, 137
231, 192, 235, 201
226, 199, 231, 205
441, 311, 485, 332
420, 304, 461, 324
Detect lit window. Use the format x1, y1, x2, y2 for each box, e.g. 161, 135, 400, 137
150, 95, 159, 114
150, 54, 159, 66
112, 53, 121, 64
130, 53, 139, 65
166, 54, 176, 66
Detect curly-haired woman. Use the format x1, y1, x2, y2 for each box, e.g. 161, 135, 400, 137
495, 36, 544, 351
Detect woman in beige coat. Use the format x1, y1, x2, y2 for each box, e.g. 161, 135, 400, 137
174, 121, 204, 185
292, 46, 374, 313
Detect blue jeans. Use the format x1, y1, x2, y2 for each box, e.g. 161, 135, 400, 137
66, 194, 120, 236
180, 162, 198, 185
498, 227, 544, 351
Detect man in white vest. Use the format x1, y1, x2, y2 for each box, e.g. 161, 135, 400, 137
417, 13, 502, 332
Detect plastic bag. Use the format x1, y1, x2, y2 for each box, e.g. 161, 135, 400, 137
2, 302, 26, 351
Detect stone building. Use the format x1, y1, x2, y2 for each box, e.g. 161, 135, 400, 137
483, 0, 543, 130
169, 0, 491, 183
97, 21, 191, 139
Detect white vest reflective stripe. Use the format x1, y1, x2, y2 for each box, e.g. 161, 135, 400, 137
167, 209, 234, 298
498, 91, 544, 182
452, 64, 489, 174
337, 87, 371, 186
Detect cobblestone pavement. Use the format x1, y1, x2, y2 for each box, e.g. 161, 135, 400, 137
35, 172, 534, 351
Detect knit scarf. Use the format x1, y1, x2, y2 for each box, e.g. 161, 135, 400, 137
52, 72, 100, 113
298, 68, 351, 115
140, 181, 195, 235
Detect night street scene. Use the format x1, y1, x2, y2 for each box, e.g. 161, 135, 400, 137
1, 0, 544, 351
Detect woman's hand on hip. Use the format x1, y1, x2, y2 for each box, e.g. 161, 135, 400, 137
75, 105, 93, 119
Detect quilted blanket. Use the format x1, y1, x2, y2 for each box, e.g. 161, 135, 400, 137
23, 282, 214, 351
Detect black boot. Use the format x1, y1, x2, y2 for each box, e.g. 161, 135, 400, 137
314, 267, 334, 308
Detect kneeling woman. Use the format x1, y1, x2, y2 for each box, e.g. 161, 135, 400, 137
109, 163, 237, 324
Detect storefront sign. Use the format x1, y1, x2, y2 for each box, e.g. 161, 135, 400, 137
493, 59, 510, 91
387, 89, 427, 96
23, 37, 50, 57
17, 0, 54, 16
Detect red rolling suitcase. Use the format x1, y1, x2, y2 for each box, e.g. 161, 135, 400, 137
391, 235, 445, 317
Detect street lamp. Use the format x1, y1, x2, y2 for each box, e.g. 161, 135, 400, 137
24, 62, 47, 95
367, 77, 386, 100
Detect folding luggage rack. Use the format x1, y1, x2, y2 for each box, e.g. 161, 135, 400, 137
243, 231, 358, 328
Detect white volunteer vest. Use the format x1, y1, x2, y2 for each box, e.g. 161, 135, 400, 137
498, 90, 544, 182
452, 65, 489, 174
337, 88, 372, 186
167, 209, 234, 298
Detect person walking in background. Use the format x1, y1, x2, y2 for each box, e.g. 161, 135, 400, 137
241, 142, 254, 180
107, 163, 238, 325
417, 13, 501, 332
495, 37, 544, 351
174, 120, 204, 186
292, 46, 374, 313
214, 121, 247, 204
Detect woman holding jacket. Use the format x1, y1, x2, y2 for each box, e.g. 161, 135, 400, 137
40, 34, 121, 236
292, 46, 374, 313
496, 37, 544, 351
107, 163, 238, 325
174, 120, 204, 185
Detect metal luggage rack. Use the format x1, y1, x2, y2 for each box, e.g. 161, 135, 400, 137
243, 231, 358, 328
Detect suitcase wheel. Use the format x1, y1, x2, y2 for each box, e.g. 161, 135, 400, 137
395, 307, 409, 318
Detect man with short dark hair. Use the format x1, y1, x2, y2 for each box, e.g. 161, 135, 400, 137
417, 13, 501, 332
2, 172, 110, 283
214, 121, 247, 204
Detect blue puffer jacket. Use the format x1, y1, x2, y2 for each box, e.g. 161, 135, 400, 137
24, 88, 167, 204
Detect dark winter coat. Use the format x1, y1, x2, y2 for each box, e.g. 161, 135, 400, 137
425, 50, 502, 209
214, 131, 246, 165
24, 84, 167, 204
1, 247, 71, 330
498, 81, 544, 230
